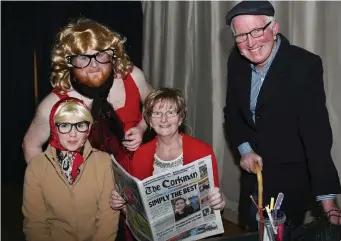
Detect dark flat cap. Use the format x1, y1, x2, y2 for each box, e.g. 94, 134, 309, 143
226, 1, 275, 25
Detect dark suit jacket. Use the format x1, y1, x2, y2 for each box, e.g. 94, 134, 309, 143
224, 34, 341, 224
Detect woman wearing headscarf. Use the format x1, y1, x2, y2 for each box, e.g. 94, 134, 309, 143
22, 97, 119, 241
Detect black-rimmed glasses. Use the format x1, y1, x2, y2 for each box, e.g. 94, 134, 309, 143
234, 22, 272, 44
55, 121, 90, 134
66, 49, 114, 69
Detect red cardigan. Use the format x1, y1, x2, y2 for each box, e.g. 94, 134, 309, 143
130, 133, 219, 187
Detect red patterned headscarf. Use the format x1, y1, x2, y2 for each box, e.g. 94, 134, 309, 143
49, 97, 91, 182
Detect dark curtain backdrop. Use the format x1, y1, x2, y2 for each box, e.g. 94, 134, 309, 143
1, 1, 143, 185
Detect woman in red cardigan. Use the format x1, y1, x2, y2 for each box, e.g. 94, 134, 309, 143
110, 88, 225, 215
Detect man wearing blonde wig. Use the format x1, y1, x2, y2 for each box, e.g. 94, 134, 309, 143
23, 18, 152, 171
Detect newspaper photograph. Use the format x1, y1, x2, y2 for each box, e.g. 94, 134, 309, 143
111, 155, 224, 241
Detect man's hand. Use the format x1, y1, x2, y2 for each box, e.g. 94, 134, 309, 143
122, 126, 144, 151
240, 151, 263, 174
321, 199, 341, 225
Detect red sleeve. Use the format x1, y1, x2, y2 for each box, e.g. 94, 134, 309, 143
130, 147, 154, 181
130, 153, 144, 180
185, 135, 220, 187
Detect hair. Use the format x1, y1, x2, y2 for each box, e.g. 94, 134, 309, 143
54, 101, 94, 124
50, 18, 133, 91
143, 88, 186, 125
173, 197, 187, 206
231, 15, 276, 35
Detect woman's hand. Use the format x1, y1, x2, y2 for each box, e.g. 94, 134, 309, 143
174, 208, 184, 214
110, 190, 126, 213
122, 126, 144, 151
208, 187, 225, 211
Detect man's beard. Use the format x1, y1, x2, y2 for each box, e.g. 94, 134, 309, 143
70, 69, 126, 156
70, 70, 114, 100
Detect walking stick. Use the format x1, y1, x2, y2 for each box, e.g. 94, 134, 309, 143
255, 163, 264, 241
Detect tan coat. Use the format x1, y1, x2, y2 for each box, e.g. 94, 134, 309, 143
22, 141, 119, 241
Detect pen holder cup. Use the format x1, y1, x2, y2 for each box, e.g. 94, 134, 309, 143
256, 212, 286, 241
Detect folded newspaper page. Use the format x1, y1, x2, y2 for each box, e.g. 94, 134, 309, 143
111, 155, 224, 241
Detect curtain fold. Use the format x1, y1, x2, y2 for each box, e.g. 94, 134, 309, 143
142, 1, 341, 223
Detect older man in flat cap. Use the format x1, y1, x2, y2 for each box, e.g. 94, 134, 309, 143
223, 0, 341, 231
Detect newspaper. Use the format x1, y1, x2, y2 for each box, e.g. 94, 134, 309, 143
111, 155, 224, 241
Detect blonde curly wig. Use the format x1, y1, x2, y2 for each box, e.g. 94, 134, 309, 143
51, 18, 133, 91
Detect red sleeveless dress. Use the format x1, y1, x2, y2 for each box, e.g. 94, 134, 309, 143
52, 73, 142, 173
115, 74, 142, 132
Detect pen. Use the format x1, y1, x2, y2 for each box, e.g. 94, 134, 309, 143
273, 192, 284, 219
273, 193, 284, 210
250, 195, 259, 210
265, 205, 278, 235
270, 197, 275, 211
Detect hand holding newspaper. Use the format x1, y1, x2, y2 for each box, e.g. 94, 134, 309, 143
111, 155, 224, 241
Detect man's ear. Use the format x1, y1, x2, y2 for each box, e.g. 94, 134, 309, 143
273, 21, 279, 37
